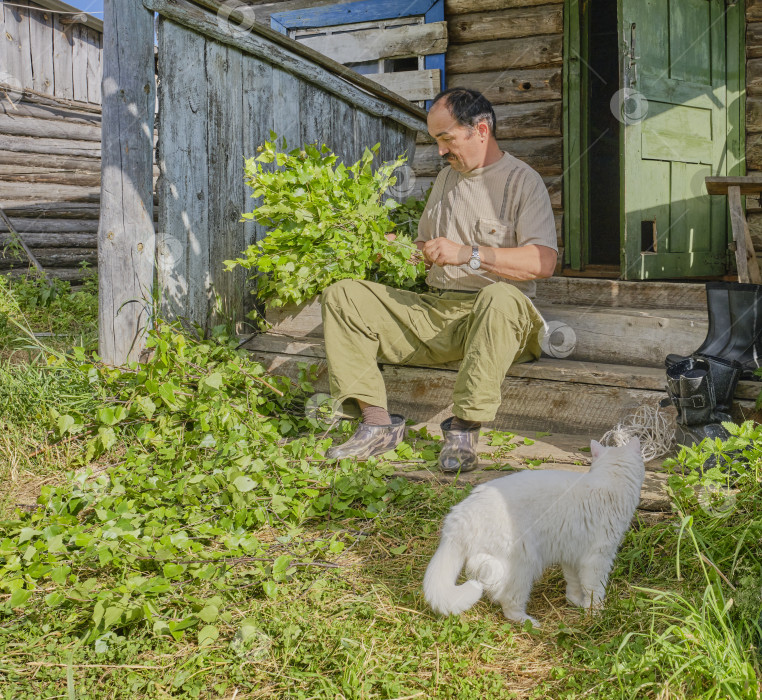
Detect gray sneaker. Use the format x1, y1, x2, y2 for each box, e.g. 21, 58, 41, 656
325, 415, 406, 460
438, 417, 480, 473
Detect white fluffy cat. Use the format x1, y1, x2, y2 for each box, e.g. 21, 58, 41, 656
423, 438, 644, 627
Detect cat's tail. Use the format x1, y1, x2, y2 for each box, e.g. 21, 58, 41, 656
423, 537, 483, 616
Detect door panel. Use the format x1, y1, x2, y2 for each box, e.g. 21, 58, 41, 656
620, 0, 728, 279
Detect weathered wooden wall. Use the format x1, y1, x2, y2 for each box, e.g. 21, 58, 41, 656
1, 0, 102, 103
150, 0, 424, 331
0, 0, 103, 281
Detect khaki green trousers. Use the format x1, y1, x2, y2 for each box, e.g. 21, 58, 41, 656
321, 279, 546, 422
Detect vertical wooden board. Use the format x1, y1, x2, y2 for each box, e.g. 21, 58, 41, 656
4, 1, 33, 91
353, 109, 385, 166
329, 95, 355, 166
241, 53, 273, 321
28, 2, 55, 95
299, 79, 333, 151
71, 23, 89, 102
85, 27, 101, 104
207, 40, 246, 330
156, 19, 210, 326
271, 67, 300, 151
52, 14, 73, 99
669, 0, 711, 85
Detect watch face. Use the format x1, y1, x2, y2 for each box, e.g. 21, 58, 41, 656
468, 258, 480, 270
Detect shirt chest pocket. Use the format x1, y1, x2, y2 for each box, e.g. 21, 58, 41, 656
475, 218, 516, 248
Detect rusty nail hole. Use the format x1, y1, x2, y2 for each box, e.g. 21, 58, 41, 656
107, 231, 114, 240
137, 242, 144, 252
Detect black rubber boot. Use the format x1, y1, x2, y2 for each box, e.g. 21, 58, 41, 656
666, 282, 732, 369
718, 283, 762, 380
700, 355, 743, 420
438, 417, 480, 473
664, 358, 729, 446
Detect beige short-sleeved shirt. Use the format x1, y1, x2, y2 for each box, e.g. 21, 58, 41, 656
415, 151, 557, 298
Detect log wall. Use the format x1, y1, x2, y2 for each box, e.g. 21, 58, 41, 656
745, 0, 762, 272
0, 0, 104, 281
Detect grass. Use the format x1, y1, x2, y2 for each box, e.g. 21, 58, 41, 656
1, 272, 761, 699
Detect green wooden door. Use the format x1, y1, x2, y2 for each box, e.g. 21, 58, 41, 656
619, 0, 729, 279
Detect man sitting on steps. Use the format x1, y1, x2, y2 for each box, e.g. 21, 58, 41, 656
321, 87, 558, 473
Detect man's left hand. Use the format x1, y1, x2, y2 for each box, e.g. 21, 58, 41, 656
423, 238, 470, 267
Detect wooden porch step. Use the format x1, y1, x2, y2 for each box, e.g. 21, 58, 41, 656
242, 333, 760, 401
243, 334, 759, 436
534, 277, 707, 309
265, 298, 709, 368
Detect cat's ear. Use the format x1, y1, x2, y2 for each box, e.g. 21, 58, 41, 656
590, 440, 605, 459
627, 437, 642, 455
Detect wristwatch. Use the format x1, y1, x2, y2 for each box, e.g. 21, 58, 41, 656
468, 245, 481, 270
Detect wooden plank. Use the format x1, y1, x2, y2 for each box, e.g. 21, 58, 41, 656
493, 101, 561, 139
0, 164, 100, 185
728, 185, 762, 284
26, 0, 103, 32
413, 137, 562, 176
0, 217, 98, 233
0, 86, 101, 114
534, 277, 706, 310
0, 134, 100, 156
749, 0, 762, 23
445, 0, 563, 14
156, 17, 209, 326
270, 66, 300, 150
98, 0, 156, 365
0, 149, 100, 169
4, 0, 34, 91
71, 23, 89, 102
0, 113, 102, 140
296, 21, 447, 64
0, 181, 100, 201
52, 13, 74, 99
448, 5, 563, 44
364, 69, 440, 102
144, 0, 427, 133
705, 175, 762, 195
746, 95, 762, 133
0, 95, 101, 124
299, 79, 332, 150
85, 26, 101, 104
0, 232, 96, 247
447, 67, 562, 105
330, 94, 356, 166
0, 246, 96, 268
27, 1, 55, 95
446, 34, 563, 75
206, 39, 246, 330
2, 201, 100, 218
241, 52, 273, 321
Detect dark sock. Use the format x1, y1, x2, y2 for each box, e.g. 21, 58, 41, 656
450, 416, 482, 431
362, 405, 391, 426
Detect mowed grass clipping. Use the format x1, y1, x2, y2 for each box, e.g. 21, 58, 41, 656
1, 272, 761, 699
